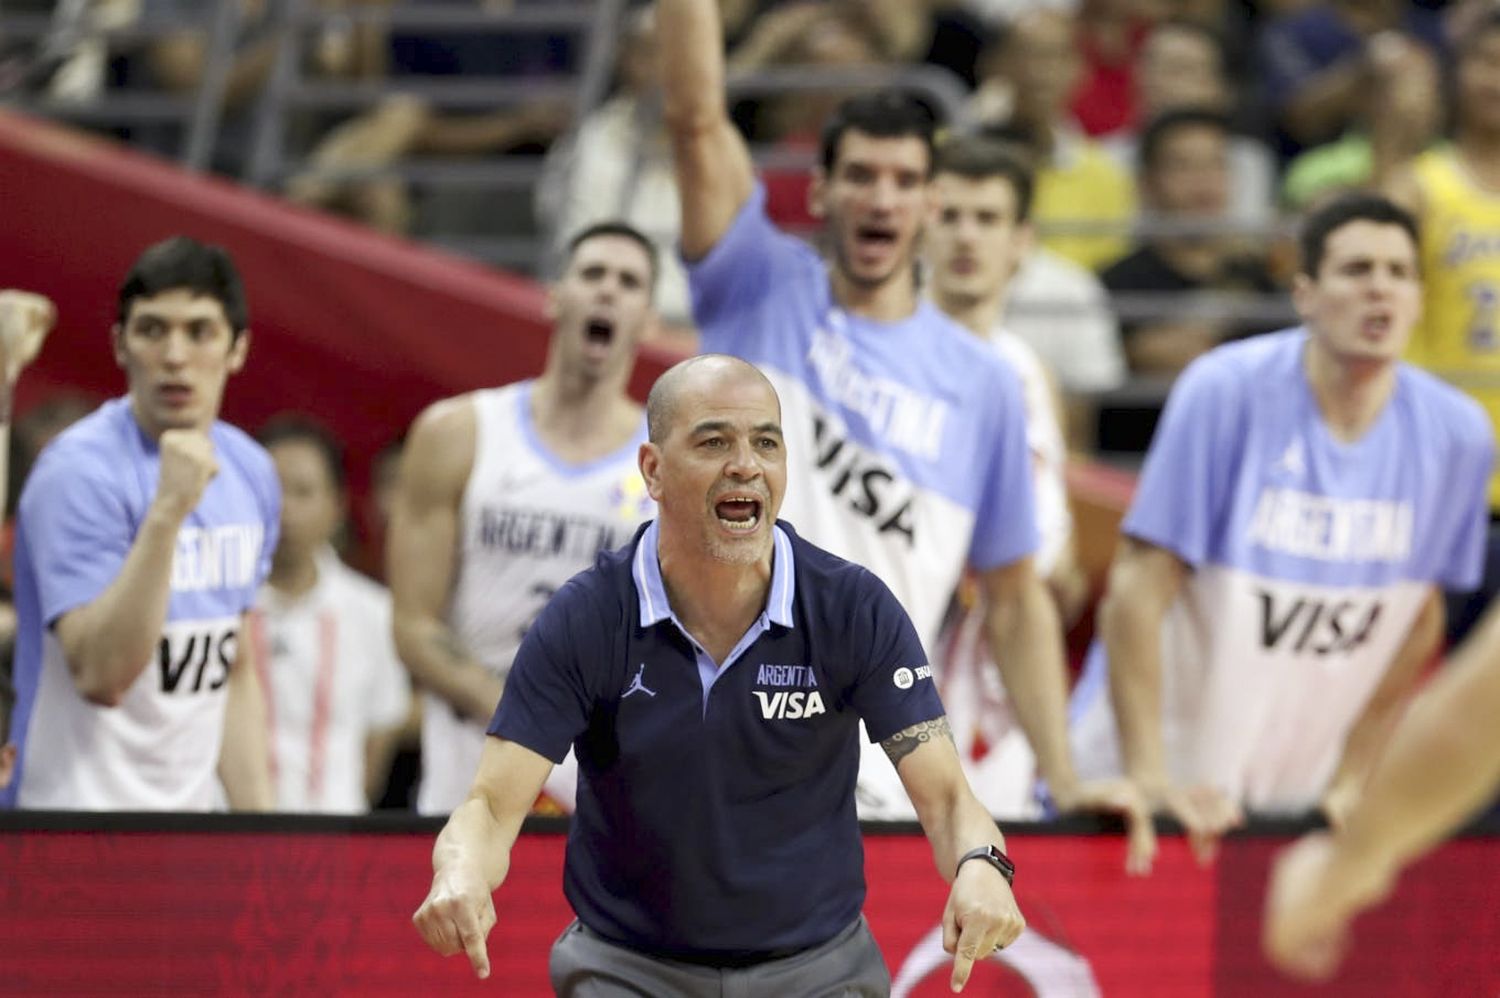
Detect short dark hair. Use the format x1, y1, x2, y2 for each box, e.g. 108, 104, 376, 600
1138, 107, 1231, 174
819, 90, 939, 176
257, 414, 347, 492
1298, 192, 1421, 278
116, 236, 248, 333
565, 220, 659, 296
933, 135, 1036, 223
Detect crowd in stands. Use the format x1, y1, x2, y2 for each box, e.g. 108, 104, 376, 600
2, 0, 1498, 839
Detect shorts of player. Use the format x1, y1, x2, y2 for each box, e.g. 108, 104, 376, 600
549, 915, 890, 997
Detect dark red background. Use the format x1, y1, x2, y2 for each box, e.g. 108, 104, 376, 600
1, 817, 1496, 996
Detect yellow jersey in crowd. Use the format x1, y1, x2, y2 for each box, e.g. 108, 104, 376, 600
1408, 147, 1500, 509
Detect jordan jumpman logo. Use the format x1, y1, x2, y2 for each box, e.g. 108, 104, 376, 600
622, 663, 657, 699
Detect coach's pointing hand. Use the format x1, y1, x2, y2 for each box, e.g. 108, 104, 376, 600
943, 860, 1025, 993
414, 865, 498, 979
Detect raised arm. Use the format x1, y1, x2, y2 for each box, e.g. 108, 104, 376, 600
54, 429, 218, 706
413, 736, 554, 979
1100, 537, 1241, 866
1265, 598, 1500, 981
387, 397, 502, 723
657, 0, 757, 260
889, 717, 1025, 994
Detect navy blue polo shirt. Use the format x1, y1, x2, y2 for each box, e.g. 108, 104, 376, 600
489, 519, 943, 962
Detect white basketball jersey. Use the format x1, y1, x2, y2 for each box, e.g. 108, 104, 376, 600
250, 549, 410, 814
990, 327, 1071, 576
417, 382, 654, 814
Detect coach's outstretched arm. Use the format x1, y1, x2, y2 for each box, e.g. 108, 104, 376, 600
893, 717, 1026, 994
414, 736, 554, 979
1265, 598, 1500, 980
389, 398, 503, 722
657, 0, 756, 260
1101, 538, 1242, 869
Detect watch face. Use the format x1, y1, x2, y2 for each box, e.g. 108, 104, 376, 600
960, 845, 1015, 885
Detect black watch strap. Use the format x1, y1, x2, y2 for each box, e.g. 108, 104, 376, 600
956, 844, 1016, 886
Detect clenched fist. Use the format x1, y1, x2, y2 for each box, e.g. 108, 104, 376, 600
155, 429, 219, 519
0, 289, 57, 384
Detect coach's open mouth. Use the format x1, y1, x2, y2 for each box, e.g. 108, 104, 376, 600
714, 496, 762, 532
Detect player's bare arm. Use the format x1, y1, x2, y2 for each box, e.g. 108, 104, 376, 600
389, 396, 501, 723
1101, 538, 1241, 866
889, 716, 1026, 993
414, 737, 555, 979
657, 0, 757, 260
1266, 598, 1500, 980
217, 611, 274, 810
978, 556, 1075, 792
985, 553, 1155, 871
54, 429, 218, 706
1321, 588, 1442, 827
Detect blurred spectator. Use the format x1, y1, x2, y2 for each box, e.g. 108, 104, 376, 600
1281, 31, 1441, 211
1105, 19, 1276, 225
1006, 246, 1129, 446
385, 0, 582, 79
290, 97, 567, 237
1388, 8, 1500, 642
535, 7, 691, 327
838, 0, 996, 88
250, 416, 409, 814
975, 9, 1135, 270
1069, 0, 1154, 138
0, 0, 136, 102
348, 433, 403, 583
726, 3, 884, 234
1102, 109, 1280, 377
117, 0, 387, 174
1258, 0, 1446, 161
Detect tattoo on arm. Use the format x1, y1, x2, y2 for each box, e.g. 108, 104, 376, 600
881, 716, 954, 767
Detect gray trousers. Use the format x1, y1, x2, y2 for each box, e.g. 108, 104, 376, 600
548, 915, 891, 998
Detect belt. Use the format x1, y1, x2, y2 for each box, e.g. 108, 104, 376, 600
576, 921, 822, 969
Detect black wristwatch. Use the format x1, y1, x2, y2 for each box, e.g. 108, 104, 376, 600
956, 844, 1016, 886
